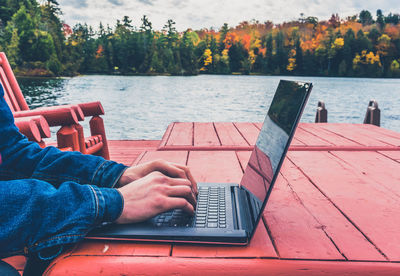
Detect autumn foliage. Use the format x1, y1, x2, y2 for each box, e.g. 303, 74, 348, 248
62, 11, 400, 77
1, 2, 400, 77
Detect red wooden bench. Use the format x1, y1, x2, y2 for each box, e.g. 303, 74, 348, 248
0, 52, 110, 159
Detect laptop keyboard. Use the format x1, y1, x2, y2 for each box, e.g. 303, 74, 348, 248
155, 186, 227, 228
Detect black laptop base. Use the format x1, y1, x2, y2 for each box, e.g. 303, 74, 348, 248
87, 183, 250, 245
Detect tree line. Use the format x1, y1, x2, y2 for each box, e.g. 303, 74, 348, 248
1, 0, 400, 77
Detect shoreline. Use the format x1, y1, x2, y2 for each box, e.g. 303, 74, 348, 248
16, 72, 400, 80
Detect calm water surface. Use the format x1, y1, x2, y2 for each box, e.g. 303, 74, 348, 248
18, 75, 400, 140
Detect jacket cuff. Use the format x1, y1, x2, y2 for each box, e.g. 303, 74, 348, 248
89, 185, 124, 223
91, 160, 128, 188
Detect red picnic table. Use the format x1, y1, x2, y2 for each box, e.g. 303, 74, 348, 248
5, 122, 400, 275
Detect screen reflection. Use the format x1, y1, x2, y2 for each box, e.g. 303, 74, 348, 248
240, 80, 311, 207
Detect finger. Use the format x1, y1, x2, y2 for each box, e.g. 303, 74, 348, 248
163, 176, 193, 189
157, 162, 188, 180
166, 185, 196, 207
171, 163, 198, 194
162, 176, 197, 206
154, 161, 198, 195
165, 197, 195, 215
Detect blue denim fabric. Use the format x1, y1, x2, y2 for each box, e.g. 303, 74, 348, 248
0, 84, 127, 258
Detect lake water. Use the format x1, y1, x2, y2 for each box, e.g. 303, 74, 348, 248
18, 75, 400, 140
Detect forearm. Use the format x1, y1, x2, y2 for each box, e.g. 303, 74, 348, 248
0, 179, 123, 258
0, 137, 127, 188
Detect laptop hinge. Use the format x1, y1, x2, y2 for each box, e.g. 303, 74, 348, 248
231, 186, 241, 230
233, 186, 254, 234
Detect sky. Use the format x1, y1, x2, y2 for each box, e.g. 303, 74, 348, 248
56, 0, 400, 31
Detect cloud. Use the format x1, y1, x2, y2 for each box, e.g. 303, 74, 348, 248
59, 0, 88, 8
138, 0, 154, 6
170, 0, 186, 8
57, 0, 400, 31
108, 0, 124, 6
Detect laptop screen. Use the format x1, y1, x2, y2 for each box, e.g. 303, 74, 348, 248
240, 80, 312, 224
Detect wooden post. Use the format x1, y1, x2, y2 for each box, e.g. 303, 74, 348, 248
363, 100, 380, 127
73, 123, 87, 154
315, 101, 328, 123
89, 116, 110, 160
57, 126, 80, 152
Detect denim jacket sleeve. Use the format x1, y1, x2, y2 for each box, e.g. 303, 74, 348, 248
0, 84, 127, 258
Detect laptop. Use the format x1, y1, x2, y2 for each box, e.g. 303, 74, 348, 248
87, 80, 313, 245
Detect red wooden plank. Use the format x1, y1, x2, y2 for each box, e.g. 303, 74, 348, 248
2, 256, 26, 271
331, 151, 400, 199
131, 151, 147, 166
109, 140, 160, 149
172, 221, 277, 258
300, 123, 362, 147
108, 140, 159, 166
187, 151, 243, 183
159, 123, 174, 148
280, 158, 385, 261
272, 123, 325, 147
236, 151, 252, 171
290, 137, 306, 146
46, 256, 400, 275
253, 122, 262, 130
72, 240, 170, 257
253, 122, 307, 130
289, 146, 399, 151
318, 124, 392, 147
159, 145, 253, 151
166, 122, 193, 146
137, 150, 188, 165
379, 151, 400, 161
288, 151, 400, 261
351, 124, 400, 146
234, 122, 260, 145
193, 123, 220, 147
264, 174, 344, 260
214, 122, 249, 146
360, 124, 400, 139
294, 127, 334, 147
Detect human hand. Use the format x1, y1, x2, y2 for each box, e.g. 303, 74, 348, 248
115, 171, 196, 224
118, 159, 197, 194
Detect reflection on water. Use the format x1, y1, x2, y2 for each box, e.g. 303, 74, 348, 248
17, 75, 400, 140
18, 77, 68, 109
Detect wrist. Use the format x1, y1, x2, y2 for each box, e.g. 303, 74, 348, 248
90, 186, 124, 224
117, 168, 139, 187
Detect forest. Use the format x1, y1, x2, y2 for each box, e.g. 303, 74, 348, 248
1, 0, 400, 78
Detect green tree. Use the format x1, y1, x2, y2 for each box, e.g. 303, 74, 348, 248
11, 5, 36, 61
274, 31, 287, 74
376, 9, 385, 30
218, 23, 229, 52
228, 41, 247, 73
138, 15, 154, 73
263, 33, 273, 73
178, 30, 198, 75
5, 27, 20, 67
354, 30, 372, 54
385, 13, 400, 24
359, 10, 373, 26
343, 28, 356, 75
368, 28, 381, 45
